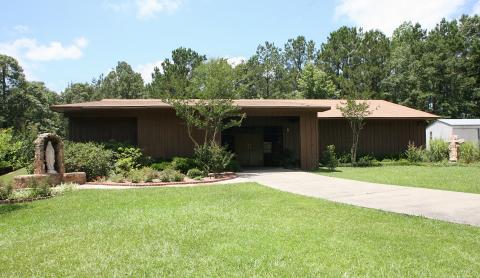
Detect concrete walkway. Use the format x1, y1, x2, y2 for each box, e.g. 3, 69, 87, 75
235, 169, 480, 227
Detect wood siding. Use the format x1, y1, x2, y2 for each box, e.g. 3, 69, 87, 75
300, 112, 319, 169
318, 119, 427, 157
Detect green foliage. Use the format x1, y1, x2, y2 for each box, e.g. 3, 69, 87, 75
459, 142, 479, 164
194, 143, 234, 174
405, 142, 425, 163
356, 155, 380, 167
111, 146, 150, 174
428, 139, 449, 162
159, 169, 184, 182
125, 167, 159, 183
321, 145, 339, 171
29, 179, 52, 198
337, 99, 373, 164
150, 161, 172, 171
0, 180, 13, 200
64, 142, 114, 180
171, 157, 197, 174
187, 168, 204, 179
298, 63, 338, 99
96, 61, 144, 99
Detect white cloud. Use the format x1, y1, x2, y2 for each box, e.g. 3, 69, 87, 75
136, 0, 182, 19
13, 25, 29, 34
136, 60, 163, 83
104, 0, 130, 12
473, 1, 480, 14
335, 0, 469, 35
0, 37, 88, 62
226, 56, 246, 67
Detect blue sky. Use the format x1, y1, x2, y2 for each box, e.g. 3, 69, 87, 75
1, 0, 479, 92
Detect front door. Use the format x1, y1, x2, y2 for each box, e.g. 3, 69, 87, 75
235, 133, 264, 167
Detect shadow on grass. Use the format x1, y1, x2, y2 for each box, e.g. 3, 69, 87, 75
0, 203, 30, 215
316, 168, 343, 173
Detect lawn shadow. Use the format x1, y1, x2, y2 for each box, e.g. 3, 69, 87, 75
316, 168, 343, 173
0, 203, 30, 215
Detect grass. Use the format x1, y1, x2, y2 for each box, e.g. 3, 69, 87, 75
0, 168, 27, 184
1, 183, 480, 276
316, 165, 480, 194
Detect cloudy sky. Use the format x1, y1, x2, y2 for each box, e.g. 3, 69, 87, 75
1, 0, 479, 92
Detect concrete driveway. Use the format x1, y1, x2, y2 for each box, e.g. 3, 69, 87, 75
234, 169, 480, 227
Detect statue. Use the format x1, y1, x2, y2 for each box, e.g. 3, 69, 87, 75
45, 141, 57, 174
448, 135, 464, 162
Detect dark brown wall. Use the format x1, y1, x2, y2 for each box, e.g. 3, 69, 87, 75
300, 112, 319, 169
318, 119, 427, 157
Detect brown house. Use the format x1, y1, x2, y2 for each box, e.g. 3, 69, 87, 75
51, 99, 438, 170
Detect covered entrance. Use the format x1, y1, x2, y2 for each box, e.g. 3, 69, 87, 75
222, 117, 300, 168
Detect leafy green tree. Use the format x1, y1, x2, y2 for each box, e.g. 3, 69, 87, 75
0, 55, 26, 127
149, 47, 206, 98
318, 27, 390, 98
97, 61, 144, 99
337, 99, 373, 164
298, 63, 338, 99
284, 36, 316, 90
62, 82, 97, 104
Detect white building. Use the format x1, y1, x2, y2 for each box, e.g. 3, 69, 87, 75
426, 119, 480, 148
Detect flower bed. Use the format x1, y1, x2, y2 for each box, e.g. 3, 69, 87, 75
0, 195, 52, 204
88, 172, 237, 187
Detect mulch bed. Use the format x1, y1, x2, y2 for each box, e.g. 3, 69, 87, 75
86, 173, 237, 187
0, 195, 52, 205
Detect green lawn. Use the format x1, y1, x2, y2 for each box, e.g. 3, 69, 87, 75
1, 183, 479, 276
0, 168, 27, 184
317, 165, 480, 194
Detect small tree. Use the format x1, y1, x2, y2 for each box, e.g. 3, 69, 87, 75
337, 99, 372, 164
164, 59, 245, 173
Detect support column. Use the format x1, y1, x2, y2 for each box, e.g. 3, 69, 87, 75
299, 112, 319, 170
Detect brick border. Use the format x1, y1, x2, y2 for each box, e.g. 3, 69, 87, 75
0, 195, 52, 205
86, 174, 237, 187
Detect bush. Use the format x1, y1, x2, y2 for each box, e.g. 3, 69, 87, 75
226, 159, 241, 172
159, 169, 184, 182
428, 139, 449, 162
459, 142, 479, 164
321, 145, 338, 171
29, 179, 52, 198
0, 128, 25, 169
64, 142, 114, 181
187, 168, 204, 179
108, 172, 125, 183
194, 143, 234, 174
356, 155, 379, 167
0, 181, 13, 200
405, 142, 425, 163
113, 146, 150, 173
150, 161, 172, 171
171, 157, 197, 174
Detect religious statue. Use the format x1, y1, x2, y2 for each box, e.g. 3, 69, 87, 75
448, 135, 464, 162
45, 141, 57, 174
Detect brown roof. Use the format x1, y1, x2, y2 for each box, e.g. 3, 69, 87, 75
50, 99, 438, 119
316, 99, 439, 119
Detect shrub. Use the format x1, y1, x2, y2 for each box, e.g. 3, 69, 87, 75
29, 179, 52, 198
187, 168, 204, 179
0, 128, 25, 169
150, 161, 172, 171
159, 169, 184, 182
427, 139, 449, 162
114, 157, 136, 174
321, 145, 339, 171
226, 159, 241, 172
64, 142, 114, 180
338, 153, 351, 164
108, 172, 125, 183
356, 155, 379, 167
122, 167, 159, 183
0, 181, 13, 200
405, 142, 425, 163
194, 143, 234, 174
459, 142, 479, 164
171, 157, 197, 174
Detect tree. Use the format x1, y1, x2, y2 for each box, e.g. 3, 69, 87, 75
62, 82, 97, 104
284, 36, 316, 90
165, 59, 245, 146
318, 27, 390, 98
251, 42, 288, 98
149, 47, 206, 98
97, 61, 144, 99
337, 99, 372, 164
298, 63, 338, 99
0, 55, 26, 127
